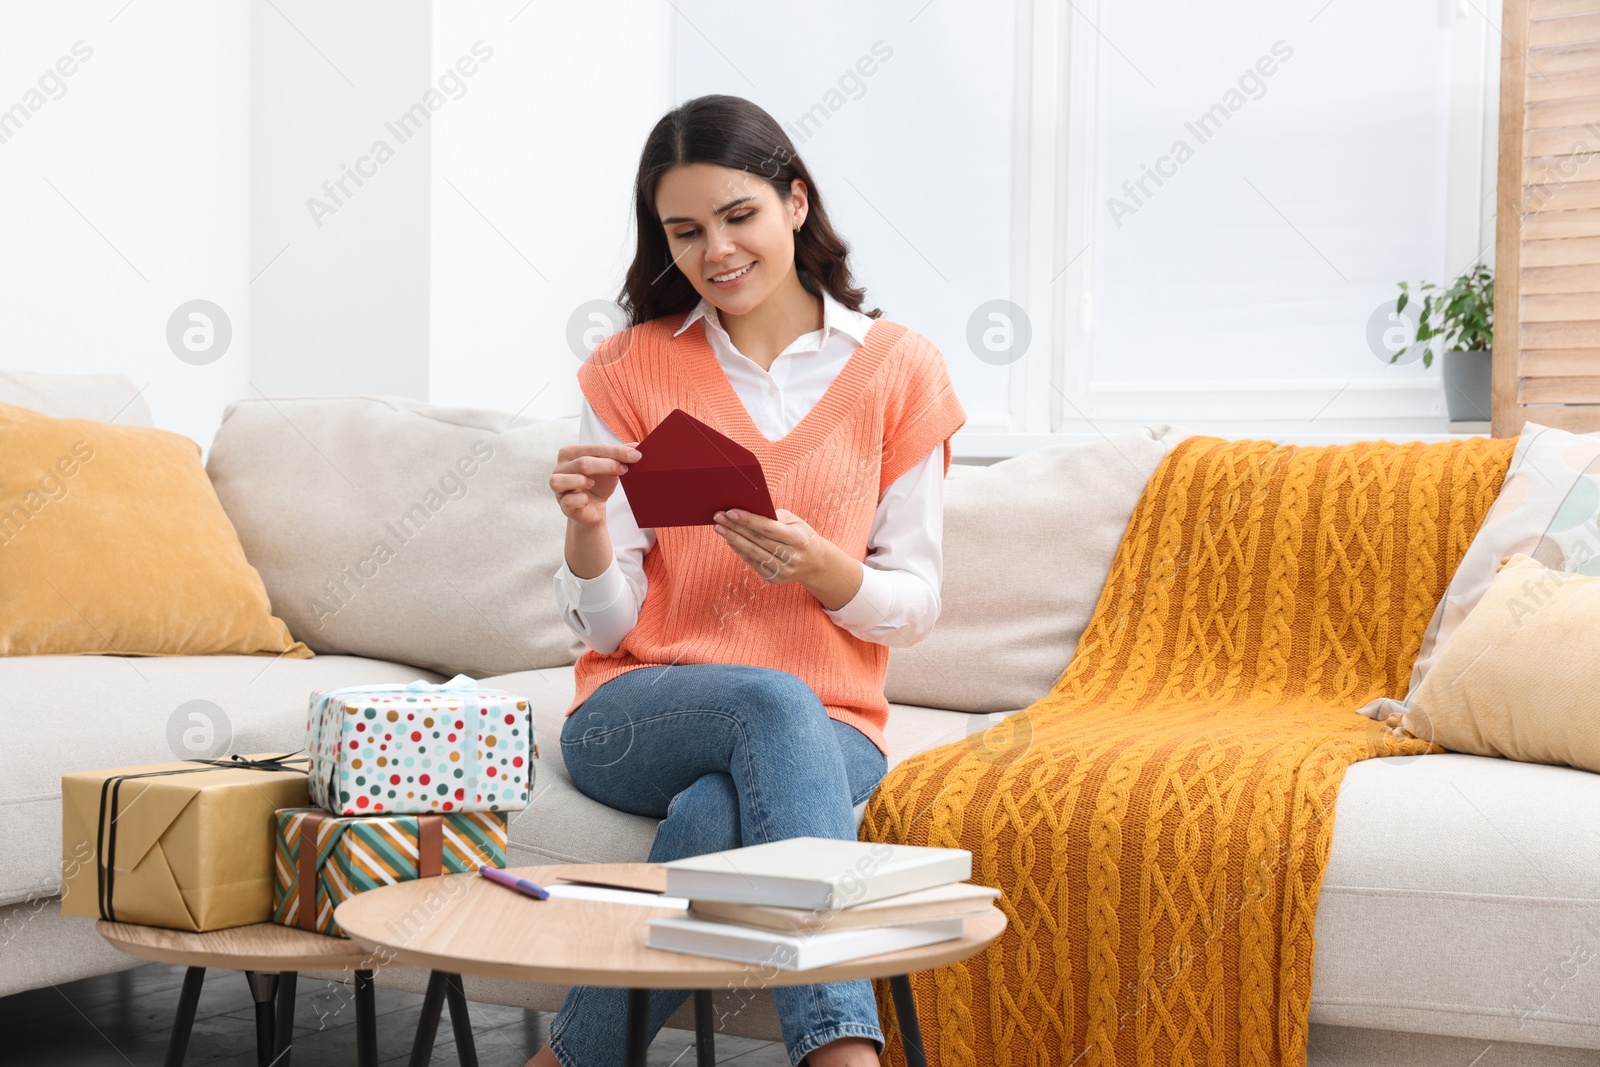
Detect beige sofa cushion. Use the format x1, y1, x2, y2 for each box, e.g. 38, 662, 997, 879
206, 397, 584, 677
1313, 753, 1600, 1050
885, 424, 1188, 712
0, 369, 152, 426
0, 653, 442, 909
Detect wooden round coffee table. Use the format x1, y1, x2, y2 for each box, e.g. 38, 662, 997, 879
334, 862, 1006, 1067
96, 920, 477, 1067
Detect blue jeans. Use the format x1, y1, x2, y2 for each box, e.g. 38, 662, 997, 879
546, 664, 890, 1067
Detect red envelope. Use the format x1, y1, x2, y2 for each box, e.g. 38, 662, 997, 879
619, 408, 778, 528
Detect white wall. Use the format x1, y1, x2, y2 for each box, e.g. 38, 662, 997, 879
426, 1, 676, 423
0, 0, 251, 453
250, 0, 433, 403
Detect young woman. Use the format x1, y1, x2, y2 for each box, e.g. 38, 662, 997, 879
533, 94, 966, 1067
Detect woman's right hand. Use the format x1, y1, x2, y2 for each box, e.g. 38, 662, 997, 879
551, 442, 643, 529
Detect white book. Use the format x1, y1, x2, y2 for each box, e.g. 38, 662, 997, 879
661, 837, 971, 911
689, 882, 1000, 933
645, 914, 965, 970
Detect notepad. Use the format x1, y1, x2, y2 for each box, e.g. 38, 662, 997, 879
645, 914, 965, 970
617, 408, 778, 528
542, 884, 688, 909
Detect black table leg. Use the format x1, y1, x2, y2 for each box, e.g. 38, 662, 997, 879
443, 973, 478, 1067
243, 971, 280, 1067
409, 970, 448, 1067
889, 974, 928, 1067
693, 989, 715, 1067
274, 971, 297, 1066
354, 968, 379, 1067
163, 966, 206, 1067
624, 988, 650, 1067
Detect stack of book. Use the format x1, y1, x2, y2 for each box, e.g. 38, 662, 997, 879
644, 837, 1001, 971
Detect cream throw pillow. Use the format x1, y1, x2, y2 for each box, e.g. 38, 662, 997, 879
884, 424, 1189, 712
1362, 422, 1600, 721
1401, 552, 1600, 773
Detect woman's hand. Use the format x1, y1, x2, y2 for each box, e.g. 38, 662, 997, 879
551, 443, 642, 529
712, 507, 864, 610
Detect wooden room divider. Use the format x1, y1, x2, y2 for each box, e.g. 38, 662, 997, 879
1494, 0, 1600, 435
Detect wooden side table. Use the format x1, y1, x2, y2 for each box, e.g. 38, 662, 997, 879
334, 862, 1007, 1067
95, 919, 478, 1067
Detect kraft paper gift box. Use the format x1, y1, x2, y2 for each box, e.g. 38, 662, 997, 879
271, 807, 508, 937
60, 753, 310, 931
306, 674, 537, 816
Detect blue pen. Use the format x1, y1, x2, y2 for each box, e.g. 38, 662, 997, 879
478, 864, 550, 900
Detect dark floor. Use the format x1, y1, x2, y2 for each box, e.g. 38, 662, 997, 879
1, 962, 794, 1066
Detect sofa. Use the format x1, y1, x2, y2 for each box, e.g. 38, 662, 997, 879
2, 371, 1597, 1067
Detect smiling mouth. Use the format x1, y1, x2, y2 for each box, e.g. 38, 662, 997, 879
709, 263, 754, 283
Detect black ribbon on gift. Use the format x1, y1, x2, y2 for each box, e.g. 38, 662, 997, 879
185, 751, 308, 773
95, 750, 310, 923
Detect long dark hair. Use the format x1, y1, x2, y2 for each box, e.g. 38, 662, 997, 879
618, 94, 881, 328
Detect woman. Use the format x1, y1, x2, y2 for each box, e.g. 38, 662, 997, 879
532, 94, 966, 1067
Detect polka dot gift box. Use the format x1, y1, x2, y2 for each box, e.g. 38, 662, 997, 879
305, 674, 537, 816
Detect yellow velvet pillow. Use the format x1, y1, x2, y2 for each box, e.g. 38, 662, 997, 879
1402, 552, 1599, 773
0, 401, 311, 658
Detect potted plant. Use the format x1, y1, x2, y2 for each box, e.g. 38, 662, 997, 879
1392, 263, 1494, 422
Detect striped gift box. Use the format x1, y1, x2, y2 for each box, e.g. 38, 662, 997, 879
271, 806, 507, 937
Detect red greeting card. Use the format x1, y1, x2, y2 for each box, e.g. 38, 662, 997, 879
618, 408, 778, 528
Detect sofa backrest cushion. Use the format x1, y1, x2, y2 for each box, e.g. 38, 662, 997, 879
885, 424, 1190, 713
206, 396, 584, 677
0, 369, 153, 426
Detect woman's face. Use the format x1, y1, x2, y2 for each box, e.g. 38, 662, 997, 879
655, 162, 806, 317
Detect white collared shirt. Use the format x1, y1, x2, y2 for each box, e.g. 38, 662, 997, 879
552, 289, 945, 652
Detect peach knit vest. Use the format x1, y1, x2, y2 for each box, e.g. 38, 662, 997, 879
564, 311, 968, 754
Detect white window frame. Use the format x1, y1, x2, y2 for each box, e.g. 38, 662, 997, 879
958, 0, 1501, 460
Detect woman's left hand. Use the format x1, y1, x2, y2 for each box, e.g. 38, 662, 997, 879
712, 507, 831, 587
713, 508, 866, 611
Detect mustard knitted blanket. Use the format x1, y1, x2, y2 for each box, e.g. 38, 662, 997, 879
863, 434, 1514, 1067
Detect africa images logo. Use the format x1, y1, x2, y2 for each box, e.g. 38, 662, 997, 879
305, 41, 494, 229
1106, 40, 1294, 229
